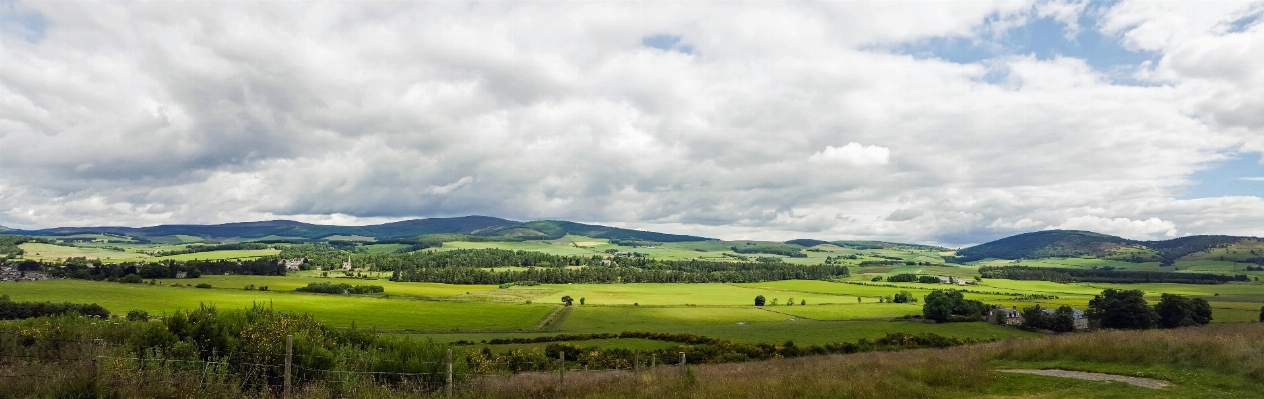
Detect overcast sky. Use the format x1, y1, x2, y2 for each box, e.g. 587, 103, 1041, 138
2, 0, 1262, 246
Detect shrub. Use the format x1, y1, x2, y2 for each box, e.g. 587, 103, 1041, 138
295, 282, 384, 294
195, 283, 212, 289
579, 297, 585, 305
754, 295, 766, 306
561, 296, 573, 306
0, 295, 110, 319
119, 274, 144, 284
893, 291, 915, 303
126, 309, 149, 322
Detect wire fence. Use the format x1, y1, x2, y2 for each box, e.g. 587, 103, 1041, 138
0, 331, 693, 397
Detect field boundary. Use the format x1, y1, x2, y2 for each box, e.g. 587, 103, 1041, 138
534, 306, 572, 330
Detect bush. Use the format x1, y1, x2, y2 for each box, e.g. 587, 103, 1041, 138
295, 282, 384, 294
754, 295, 766, 306
887, 273, 918, 283
195, 283, 212, 289
126, 309, 149, 322
0, 295, 110, 319
893, 291, 915, 304
561, 295, 574, 306
918, 275, 941, 284
119, 274, 144, 284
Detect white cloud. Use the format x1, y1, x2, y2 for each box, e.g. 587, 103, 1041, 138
809, 143, 891, 166
0, 1, 1261, 246
1048, 215, 1178, 240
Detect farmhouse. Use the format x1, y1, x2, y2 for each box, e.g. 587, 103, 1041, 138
989, 307, 1024, 326
280, 258, 305, 271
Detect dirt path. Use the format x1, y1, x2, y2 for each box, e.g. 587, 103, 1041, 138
997, 369, 1172, 389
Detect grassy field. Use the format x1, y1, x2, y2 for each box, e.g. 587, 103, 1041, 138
16, 243, 280, 262
0, 280, 549, 331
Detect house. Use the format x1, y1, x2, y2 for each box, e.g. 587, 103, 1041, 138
280, 258, 304, 271
989, 307, 1023, 326
600, 259, 618, 266
175, 272, 187, 279
938, 276, 952, 284
341, 256, 352, 271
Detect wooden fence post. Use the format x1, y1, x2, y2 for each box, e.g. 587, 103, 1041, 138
651, 354, 656, 369
445, 349, 453, 398
679, 352, 686, 375
284, 335, 292, 398
634, 350, 639, 373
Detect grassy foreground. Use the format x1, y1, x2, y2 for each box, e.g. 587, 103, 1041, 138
456, 323, 1264, 399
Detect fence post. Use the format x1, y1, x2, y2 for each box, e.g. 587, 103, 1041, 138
651, 354, 656, 369
284, 335, 292, 398
558, 351, 565, 391
679, 352, 686, 375
445, 349, 453, 398
634, 350, 639, 373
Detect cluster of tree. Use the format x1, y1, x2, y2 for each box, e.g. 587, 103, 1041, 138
978, 265, 1246, 284
892, 291, 917, 303
609, 238, 662, 247
1086, 289, 1213, 329
1245, 265, 1264, 271
1018, 305, 1079, 332
885, 273, 945, 283
396, 261, 849, 284
294, 282, 385, 295
0, 295, 109, 320
823, 255, 859, 264
921, 290, 987, 322
464, 331, 988, 373
730, 244, 808, 258
358, 249, 598, 272
16, 257, 287, 281
0, 235, 49, 258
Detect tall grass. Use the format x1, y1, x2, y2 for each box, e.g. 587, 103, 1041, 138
452, 323, 1264, 398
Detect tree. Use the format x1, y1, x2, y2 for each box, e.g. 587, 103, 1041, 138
800, 299, 806, 306
1155, 293, 1212, 328
561, 296, 574, 306
893, 291, 914, 304
1087, 289, 1155, 330
754, 295, 766, 306
1051, 306, 1077, 332
922, 291, 954, 322
579, 297, 585, 305
787, 297, 795, 306
922, 289, 985, 322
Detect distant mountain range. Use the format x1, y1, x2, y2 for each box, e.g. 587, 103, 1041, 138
955, 230, 1262, 264
3, 216, 712, 243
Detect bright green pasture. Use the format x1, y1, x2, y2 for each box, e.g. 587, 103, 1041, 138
526, 283, 857, 306
148, 249, 281, 261
190, 275, 497, 298
772, 303, 924, 320
558, 306, 1036, 344
474, 338, 682, 353
0, 280, 549, 331
362, 243, 411, 254
18, 243, 139, 261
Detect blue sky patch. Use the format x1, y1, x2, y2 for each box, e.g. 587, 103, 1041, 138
642, 34, 693, 54
894, 9, 1158, 85
1183, 153, 1264, 198
0, 0, 47, 43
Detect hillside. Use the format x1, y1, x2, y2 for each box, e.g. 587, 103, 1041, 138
481, 220, 710, 242
956, 230, 1256, 263
2, 216, 711, 243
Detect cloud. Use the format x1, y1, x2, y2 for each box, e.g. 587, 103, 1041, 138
0, 1, 1262, 247
1048, 215, 1178, 240
809, 143, 892, 166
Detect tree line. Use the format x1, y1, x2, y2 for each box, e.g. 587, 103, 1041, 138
978, 265, 1247, 284
394, 260, 849, 284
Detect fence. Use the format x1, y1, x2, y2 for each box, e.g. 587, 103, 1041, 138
0, 331, 696, 397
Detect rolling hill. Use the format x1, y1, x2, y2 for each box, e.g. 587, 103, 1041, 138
955, 230, 1259, 264
3, 216, 712, 243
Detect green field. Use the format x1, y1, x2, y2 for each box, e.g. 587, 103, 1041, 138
0, 280, 549, 331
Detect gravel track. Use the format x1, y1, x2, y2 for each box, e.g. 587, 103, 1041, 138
997, 369, 1172, 389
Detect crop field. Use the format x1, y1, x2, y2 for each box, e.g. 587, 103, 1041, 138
18, 243, 139, 261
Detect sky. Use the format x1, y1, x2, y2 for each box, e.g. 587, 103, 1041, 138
1, 0, 1262, 246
